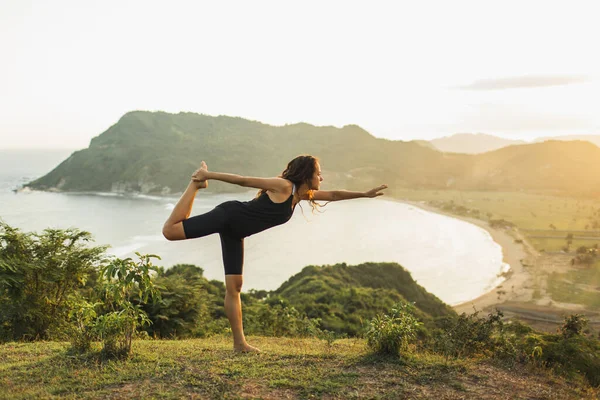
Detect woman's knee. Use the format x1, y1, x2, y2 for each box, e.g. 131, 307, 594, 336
225, 275, 243, 293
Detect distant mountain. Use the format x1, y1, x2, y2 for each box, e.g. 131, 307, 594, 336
466, 140, 600, 194
26, 111, 600, 197
410, 140, 436, 149
535, 135, 600, 148
430, 133, 526, 154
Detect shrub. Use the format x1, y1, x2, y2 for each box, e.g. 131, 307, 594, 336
366, 302, 422, 356
95, 253, 161, 357
521, 332, 600, 386
143, 265, 213, 339
245, 302, 322, 338
0, 223, 106, 342
95, 303, 152, 358
64, 294, 102, 352
433, 310, 504, 359
560, 314, 588, 339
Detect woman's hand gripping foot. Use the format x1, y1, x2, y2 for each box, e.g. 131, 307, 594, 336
191, 161, 209, 189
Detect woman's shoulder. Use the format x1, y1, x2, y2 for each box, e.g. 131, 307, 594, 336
263, 178, 293, 202
277, 178, 294, 194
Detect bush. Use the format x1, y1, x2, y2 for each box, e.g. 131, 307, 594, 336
94, 253, 161, 357
143, 265, 213, 339
433, 310, 504, 359
64, 295, 102, 352
0, 223, 106, 342
560, 314, 588, 339
244, 302, 322, 338
95, 304, 152, 358
521, 332, 600, 386
366, 302, 422, 356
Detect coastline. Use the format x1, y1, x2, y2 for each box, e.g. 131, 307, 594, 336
395, 199, 535, 315
14, 186, 536, 314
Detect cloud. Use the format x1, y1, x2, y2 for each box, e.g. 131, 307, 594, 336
455, 75, 592, 90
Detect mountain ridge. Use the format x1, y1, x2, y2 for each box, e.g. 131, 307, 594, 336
26, 111, 600, 198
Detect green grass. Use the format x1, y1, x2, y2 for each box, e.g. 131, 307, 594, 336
547, 261, 600, 309
1, 337, 597, 399
0, 337, 452, 399
391, 189, 600, 253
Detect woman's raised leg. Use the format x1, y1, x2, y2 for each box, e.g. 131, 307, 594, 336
225, 274, 260, 352
162, 162, 208, 240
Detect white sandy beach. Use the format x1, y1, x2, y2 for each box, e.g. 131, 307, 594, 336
398, 200, 536, 315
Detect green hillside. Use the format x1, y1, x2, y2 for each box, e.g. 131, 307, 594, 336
2, 223, 600, 397
271, 262, 455, 334
26, 111, 600, 197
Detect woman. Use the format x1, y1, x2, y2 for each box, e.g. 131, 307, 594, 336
162, 155, 387, 352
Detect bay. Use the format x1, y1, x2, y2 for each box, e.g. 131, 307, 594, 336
0, 149, 508, 305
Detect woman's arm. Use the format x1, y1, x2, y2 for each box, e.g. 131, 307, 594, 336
309, 185, 388, 201
193, 167, 289, 192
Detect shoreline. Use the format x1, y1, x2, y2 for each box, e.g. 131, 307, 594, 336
14, 187, 535, 314
395, 199, 535, 314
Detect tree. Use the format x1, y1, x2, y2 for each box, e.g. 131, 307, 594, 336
0, 222, 106, 341
143, 264, 213, 338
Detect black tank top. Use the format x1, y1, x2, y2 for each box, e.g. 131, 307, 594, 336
216, 184, 296, 238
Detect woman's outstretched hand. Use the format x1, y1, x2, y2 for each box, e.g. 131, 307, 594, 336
365, 184, 388, 198
191, 161, 209, 189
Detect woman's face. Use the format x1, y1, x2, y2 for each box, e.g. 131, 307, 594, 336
311, 162, 323, 190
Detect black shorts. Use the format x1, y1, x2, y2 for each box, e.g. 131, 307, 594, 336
181, 207, 244, 275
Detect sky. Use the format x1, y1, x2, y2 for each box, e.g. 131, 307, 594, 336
1, 0, 599, 149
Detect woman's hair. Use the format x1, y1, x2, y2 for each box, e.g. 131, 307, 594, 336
256, 154, 325, 213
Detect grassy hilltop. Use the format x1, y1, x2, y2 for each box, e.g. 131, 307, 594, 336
2, 337, 598, 399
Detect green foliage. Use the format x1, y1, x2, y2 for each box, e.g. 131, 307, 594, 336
433, 310, 505, 359
0, 222, 106, 342
63, 294, 102, 352
560, 314, 589, 339
366, 302, 422, 356
521, 332, 600, 386
95, 253, 161, 357
273, 262, 455, 335
94, 303, 152, 358
244, 302, 322, 338
143, 264, 215, 339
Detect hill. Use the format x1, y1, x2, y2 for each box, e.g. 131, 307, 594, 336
430, 133, 526, 154
0, 337, 596, 399
27, 111, 443, 195
466, 140, 600, 194
143, 262, 457, 338
271, 262, 455, 334
535, 134, 600, 147
26, 111, 600, 197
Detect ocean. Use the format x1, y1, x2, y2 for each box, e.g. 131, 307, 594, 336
0, 149, 509, 305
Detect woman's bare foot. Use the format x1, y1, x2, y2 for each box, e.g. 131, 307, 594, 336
234, 343, 261, 353
192, 161, 209, 189
192, 179, 208, 189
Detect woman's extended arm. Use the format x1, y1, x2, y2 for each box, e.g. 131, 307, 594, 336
192, 165, 288, 192
310, 185, 388, 201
